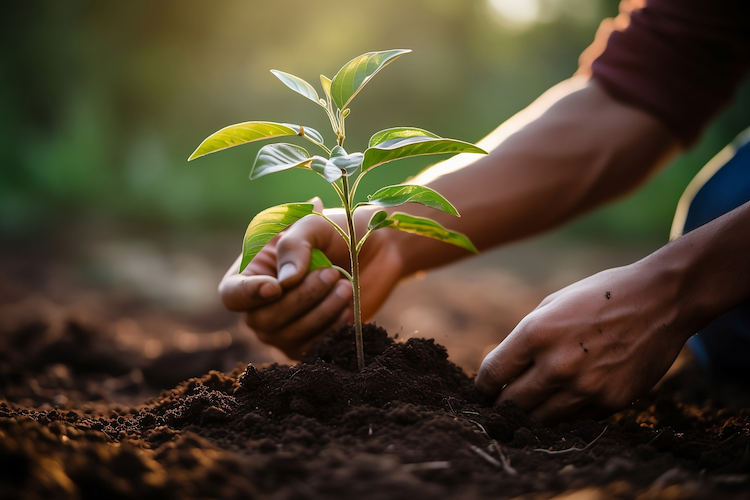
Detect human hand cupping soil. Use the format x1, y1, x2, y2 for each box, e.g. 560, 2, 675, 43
218, 198, 404, 359
475, 261, 694, 422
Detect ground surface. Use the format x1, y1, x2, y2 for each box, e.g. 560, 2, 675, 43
2, 312, 749, 500
1, 237, 749, 499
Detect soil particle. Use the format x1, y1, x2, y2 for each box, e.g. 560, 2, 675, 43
2, 317, 750, 499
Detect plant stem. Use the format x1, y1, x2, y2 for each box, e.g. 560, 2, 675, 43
340, 174, 364, 371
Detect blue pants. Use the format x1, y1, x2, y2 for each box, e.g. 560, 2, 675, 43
673, 128, 750, 384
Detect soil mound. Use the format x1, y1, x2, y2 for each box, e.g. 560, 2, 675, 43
1, 321, 749, 499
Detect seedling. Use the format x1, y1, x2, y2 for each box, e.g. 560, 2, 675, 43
189, 50, 486, 370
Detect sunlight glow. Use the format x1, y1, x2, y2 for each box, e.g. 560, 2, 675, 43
487, 0, 542, 27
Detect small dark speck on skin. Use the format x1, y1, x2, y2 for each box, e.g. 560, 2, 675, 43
605, 291, 611, 300
579, 342, 589, 353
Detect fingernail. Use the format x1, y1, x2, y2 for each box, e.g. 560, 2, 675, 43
335, 281, 352, 300
320, 268, 339, 286
277, 263, 297, 283
259, 282, 280, 299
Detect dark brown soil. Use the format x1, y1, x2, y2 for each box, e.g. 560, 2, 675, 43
1, 307, 749, 500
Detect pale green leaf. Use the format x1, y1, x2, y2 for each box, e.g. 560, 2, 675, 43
271, 70, 321, 104
330, 49, 411, 110
308, 248, 333, 272
368, 210, 394, 230
366, 185, 459, 215
362, 136, 487, 171
189, 121, 301, 161
368, 127, 439, 148
384, 213, 477, 253
283, 123, 325, 147
241, 203, 314, 272
329, 146, 363, 176
320, 75, 332, 102
251, 143, 318, 180
310, 157, 342, 183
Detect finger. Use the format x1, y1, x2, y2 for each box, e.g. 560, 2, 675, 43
254, 279, 353, 356
246, 269, 345, 333
527, 391, 587, 423
275, 214, 332, 288
218, 273, 283, 311
308, 196, 324, 213
496, 363, 558, 413
475, 326, 535, 396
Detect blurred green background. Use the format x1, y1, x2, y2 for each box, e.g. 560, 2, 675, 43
2, 0, 749, 248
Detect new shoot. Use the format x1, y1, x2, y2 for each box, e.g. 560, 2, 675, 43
189, 49, 486, 370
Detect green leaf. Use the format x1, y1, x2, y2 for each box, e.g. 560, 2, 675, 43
368, 127, 440, 148
329, 146, 363, 176
308, 248, 333, 272
368, 210, 394, 230
310, 157, 342, 183
270, 70, 321, 105
384, 213, 477, 253
241, 203, 314, 272
362, 136, 487, 172
189, 121, 301, 161
320, 75, 332, 102
330, 49, 411, 110
283, 123, 325, 147
251, 143, 321, 180
366, 185, 459, 215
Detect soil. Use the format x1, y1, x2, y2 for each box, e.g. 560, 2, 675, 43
2, 298, 750, 500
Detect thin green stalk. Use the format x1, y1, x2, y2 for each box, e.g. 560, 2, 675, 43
313, 211, 350, 246
340, 174, 365, 371
348, 171, 365, 205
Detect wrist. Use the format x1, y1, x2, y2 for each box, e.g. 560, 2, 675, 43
639, 206, 750, 339
635, 247, 696, 344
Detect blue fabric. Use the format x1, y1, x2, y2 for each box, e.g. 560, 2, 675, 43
683, 130, 750, 384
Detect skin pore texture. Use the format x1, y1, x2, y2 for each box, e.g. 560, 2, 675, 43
218, 76, 750, 420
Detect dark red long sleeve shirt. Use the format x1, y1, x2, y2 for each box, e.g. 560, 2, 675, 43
578, 0, 750, 146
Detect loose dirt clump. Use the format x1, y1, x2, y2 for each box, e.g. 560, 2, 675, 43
1, 318, 750, 500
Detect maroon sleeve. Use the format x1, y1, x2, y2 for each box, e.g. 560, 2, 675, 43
579, 0, 750, 146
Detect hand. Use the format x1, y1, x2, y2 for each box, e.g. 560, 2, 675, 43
218, 199, 405, 359
475, 261, 692, 422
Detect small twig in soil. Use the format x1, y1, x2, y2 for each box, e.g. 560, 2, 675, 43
720, 432, 738, 445
466, 418, 518, 475
647, 429, 665, 445
491, 439, 518, 475
471, 445, 502, 468
534, 425, 609, 454
468, 419, 489, 437
401, 461, 451, 473
461, 410, 480, 416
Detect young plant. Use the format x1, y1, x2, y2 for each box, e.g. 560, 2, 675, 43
188, 49, 486, 370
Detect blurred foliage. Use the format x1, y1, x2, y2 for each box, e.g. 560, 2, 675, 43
0, 0, 748, 246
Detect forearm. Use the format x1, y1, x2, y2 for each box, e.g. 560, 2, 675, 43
389, 76, 679, 276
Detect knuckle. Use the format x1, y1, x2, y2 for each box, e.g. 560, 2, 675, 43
518, 315, 546, 349
275, 232, 307, 258
244, 308, 280, 333
543, 358, 574, 382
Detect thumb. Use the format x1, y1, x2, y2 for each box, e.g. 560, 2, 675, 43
275, 197, 329, 288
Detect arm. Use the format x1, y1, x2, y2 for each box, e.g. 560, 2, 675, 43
475, 199, 750, 421
388, 75, 679, 275
218, 76, 680, 359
